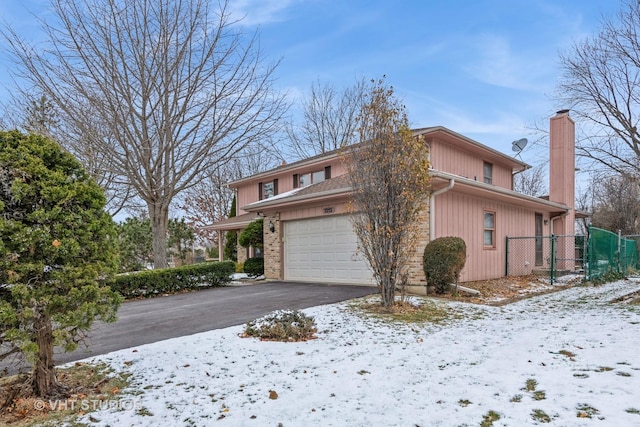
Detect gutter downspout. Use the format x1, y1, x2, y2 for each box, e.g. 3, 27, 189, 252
430, 179, 455, 240
549, 211, 568, 286
550, 211, 568, 236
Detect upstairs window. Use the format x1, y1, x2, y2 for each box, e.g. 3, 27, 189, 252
259, 179, 278, 199
483, 162, 493, 184
263, 182, 274, 198
484, 211, 496, 248
298, 168, 327, 188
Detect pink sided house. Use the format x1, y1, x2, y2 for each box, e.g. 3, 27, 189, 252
207, 111, 577, 286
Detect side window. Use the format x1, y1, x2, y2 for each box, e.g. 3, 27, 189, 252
483, 162, 493, 185
263, 181, 274, 199
483, 211, 495, 248
312, 170, 325, 184
299, 173, 311, 187
299, 169, 328, 188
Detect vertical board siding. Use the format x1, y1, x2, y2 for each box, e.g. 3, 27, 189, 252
234, 159, 347, 214
435, 191, 539, 282
431, 138, 514, 189
280, 202, 349, 221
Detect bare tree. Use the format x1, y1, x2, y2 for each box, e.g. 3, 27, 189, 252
514, 164, 547, 196
0, 92, 136, 215
179, 142, 280, 243
591, 173, 640, 235
23, 95, 58, 137
557, 0, 640, 178
3, 0, 287, 268
286, 78, 366, 160
343, 79, 431, 309
575, 185, 593, 236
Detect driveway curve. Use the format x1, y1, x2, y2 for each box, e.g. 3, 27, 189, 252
2, 282, 374, 374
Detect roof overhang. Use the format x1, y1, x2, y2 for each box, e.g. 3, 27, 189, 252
201, 212, 262, 231
430, 170, 570, 215
227, 126, 530, 188
416, 127, 530, 173
242, 186, 352, 213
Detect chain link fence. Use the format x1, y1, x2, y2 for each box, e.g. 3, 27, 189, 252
588, 227, 639, 280
506, 227, 639, 283
506, 235, 586, 285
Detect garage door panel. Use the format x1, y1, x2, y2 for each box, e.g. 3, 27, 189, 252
284, 215, 373, 285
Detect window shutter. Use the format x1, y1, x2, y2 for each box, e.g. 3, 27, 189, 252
258, 182, 263, 200
324, 166, 331, 180
293, 174, 299, 188
273, 179, 279, 196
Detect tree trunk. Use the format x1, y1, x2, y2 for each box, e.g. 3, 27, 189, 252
149, 202, 170, 269
33, 309, 57, 397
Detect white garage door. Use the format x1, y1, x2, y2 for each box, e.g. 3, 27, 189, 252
284, 215, 374, 285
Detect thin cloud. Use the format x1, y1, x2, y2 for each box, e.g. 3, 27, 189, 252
463, 33, 552, 92
229, 0, 298, 26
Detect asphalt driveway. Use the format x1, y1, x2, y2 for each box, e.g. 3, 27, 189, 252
2, 281, 374, 375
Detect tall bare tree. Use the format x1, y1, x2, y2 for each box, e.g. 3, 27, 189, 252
575, 185, 593, 236
179, 142, 280, 243
3, 0, 287, 268
343, 79, 431, 308
591, 173, 640, 235
286, 78, 366, 160
557, 0, 640, 178
514, 164, 547, 196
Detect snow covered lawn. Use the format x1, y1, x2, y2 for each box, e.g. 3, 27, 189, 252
75, 279, 640, 426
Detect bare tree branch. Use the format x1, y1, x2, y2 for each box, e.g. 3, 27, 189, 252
343, 78, 431, 308
286, 78, 365, 160
2, 0, 288, 267
557, 0, 640, 177
178, 142, 280, 244
514, 165, 547, 197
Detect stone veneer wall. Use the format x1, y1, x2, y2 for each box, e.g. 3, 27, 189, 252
236, 231, 247, 265
257, 200, 430, 284
263, 213, 281, 280
406, 199, 430, 286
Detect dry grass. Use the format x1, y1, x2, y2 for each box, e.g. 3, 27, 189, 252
432, 275, 581, 305
0, 362, 131, 426
358, 299, 461, 324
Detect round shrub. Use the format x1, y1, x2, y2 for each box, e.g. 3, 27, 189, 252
243, 309, 317, 341
423, 236, 467, 294
239, 219, 264, 249
244, 257, 264, 277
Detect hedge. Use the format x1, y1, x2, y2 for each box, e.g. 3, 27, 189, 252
244, 257, 264, 277
108, 260, 235, 299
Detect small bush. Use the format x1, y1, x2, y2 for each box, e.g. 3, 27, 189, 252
244, 257, 264, 277
588, 269, 625, 285
108, 260, 235, 299
239, 219, 264, 249
235, 262, 244, 273
423, 236, 467, 294
243, 309, 317, 341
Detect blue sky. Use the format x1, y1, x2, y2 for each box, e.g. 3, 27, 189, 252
0, 0, 622, 168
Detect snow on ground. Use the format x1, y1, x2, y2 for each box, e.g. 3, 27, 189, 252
229, 273, 265, 286
73, 279, 640, 426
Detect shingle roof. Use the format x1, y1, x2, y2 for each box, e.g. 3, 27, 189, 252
201, 212, 261, 231
241, 174, 352, 211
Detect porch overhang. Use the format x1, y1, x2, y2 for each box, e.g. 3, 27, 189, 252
202, 212, 262, 231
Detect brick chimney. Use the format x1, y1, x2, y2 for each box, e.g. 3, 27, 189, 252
549, 109, 575, 236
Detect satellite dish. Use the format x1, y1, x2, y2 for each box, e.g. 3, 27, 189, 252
511, 138, 528, 153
